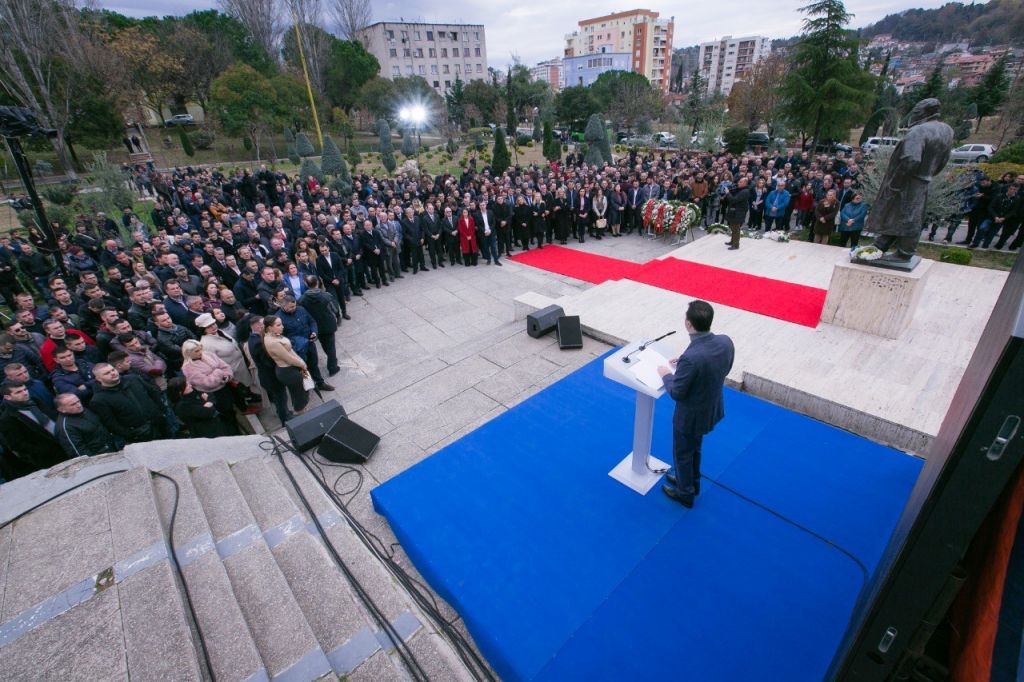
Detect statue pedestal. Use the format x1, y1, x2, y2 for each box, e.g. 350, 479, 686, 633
821, 257, 934, 339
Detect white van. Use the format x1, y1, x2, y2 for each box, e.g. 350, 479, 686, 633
861, 136, 900, 154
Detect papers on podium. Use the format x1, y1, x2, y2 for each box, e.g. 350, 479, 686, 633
628, 346, 671, 391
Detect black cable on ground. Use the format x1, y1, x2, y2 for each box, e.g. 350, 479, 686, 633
151, 471, 218, 682
0, 469, 128, 532
265, 438, 430, 682
265, 436, 497, 682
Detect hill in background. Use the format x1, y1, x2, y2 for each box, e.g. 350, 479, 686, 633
861, 0, 1024, 46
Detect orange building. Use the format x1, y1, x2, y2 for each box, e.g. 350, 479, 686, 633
564, 9, 674, 93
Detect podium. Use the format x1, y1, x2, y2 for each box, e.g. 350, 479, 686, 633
603, 340, 675, 494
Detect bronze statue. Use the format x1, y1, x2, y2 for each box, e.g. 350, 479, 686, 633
864, 98, 954, 264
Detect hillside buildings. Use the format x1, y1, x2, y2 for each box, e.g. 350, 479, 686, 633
563, 9, 673, 93
355, 22, 488, 95
698, 35, 771, 95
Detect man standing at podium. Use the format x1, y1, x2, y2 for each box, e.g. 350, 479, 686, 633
657, 301, 734, 508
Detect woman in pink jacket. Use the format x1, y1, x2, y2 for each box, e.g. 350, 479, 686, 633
181, 339, 239, 434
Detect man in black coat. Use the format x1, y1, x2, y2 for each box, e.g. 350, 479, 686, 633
399, 206, 427, 273
55, 393, 115, 458
314, 242, 350, 318
359, 220, 389, 288
299, 276, 341, 377
441, 206, 461, 265
0, 381, 67, 477
420, 203, 445, 268
657, 301, 735, 508
724, 177, 752, 250
89, 363, 167, 443
233, 266, 264, 315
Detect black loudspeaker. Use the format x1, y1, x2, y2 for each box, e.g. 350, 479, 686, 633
527, 304, 564, 338
285, 399, 346, 452
557, 315, 584, 350
319, 416, 381, 464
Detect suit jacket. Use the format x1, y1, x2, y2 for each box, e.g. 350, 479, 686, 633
399, 215, 422, 245
662, 332, 735, 436
315, 252, 344, 284
420, 211, 442, 238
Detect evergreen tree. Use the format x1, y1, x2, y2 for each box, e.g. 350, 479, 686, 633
283, 127, 295, 146
780, 0, 875, 149
320, 136, 345, 176
917, 64, 946, 102
583, 114, 605, 166
532, 114, 542, 142
492, 128, 511, 174
971, 56, 1009, 131
683, 68, 708, 135
860, 52, 893, 145
295, 132, 315, 157
446, 137, 458, 154
178, 127, 195, 158
346, 147, 361, 170
543, 120, 559, 162
298, 157, 322, 183
377, 119, 396, 172
401, 128, 416, 157
445, 77, 466, 130
505, 70, 516, 135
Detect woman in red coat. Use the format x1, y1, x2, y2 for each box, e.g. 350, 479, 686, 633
458, 208, 478, 266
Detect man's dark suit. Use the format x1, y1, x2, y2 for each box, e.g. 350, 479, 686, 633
420, 210, 443, 267
661, 331, 735, 501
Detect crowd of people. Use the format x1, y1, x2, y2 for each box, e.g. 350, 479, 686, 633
0, 144, 1019, 481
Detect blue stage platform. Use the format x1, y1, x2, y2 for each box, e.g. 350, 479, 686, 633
371, 353, 923, 681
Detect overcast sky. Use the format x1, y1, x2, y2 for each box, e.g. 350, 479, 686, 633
98, 0, 961, 68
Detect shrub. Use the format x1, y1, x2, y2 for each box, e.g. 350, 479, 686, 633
243, 136, 253, 151
723, 127, 748, 155
977, 162, 1024, 180
295, 132, 315, 157
401, 129, 416, 157
346, 147, 361, 168
446, 137, 458, 154
940, 247, 972, 265
516, 133, 531, 146
991, 141, 1024, 165
526, 141, 534, 147
178, 126, 195, 157
42, 182, 78, 206
562, 143, 569, 152
33, 159, 54, 176
192, 129, 216, 150
298, 157, 323, 183
320, 136, 345, 176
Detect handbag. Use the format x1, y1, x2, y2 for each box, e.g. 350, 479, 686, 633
595, 218, 608, 229
301, 371, 315, 391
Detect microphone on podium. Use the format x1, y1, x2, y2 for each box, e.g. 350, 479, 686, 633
622, 330, 676, 363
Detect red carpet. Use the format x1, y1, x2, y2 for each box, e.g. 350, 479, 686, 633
508, 245, 642, 284
509, 245, 827, 327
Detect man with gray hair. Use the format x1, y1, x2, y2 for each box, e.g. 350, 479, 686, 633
865, 98, 955, 263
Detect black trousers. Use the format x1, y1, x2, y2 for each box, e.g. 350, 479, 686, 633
671, 429, 703, 499
445, 233, 461, 263
318, 331, 339, 374
406, 242, 426, 272
276, 365, 309, 412
425, 236, 443, 267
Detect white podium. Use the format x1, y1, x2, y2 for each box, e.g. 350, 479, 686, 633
603, 340, 676, 494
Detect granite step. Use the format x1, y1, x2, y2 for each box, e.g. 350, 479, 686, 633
151, 464, 267, 682
190, 460, 331, 681
231, 456, 396, 678
265, 450, 477, 682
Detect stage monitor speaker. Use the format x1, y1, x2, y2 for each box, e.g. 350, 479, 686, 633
527, 304, 564, 338
319, 416, 381, 464
557, 315, 584, 350
285, 399, 346, 452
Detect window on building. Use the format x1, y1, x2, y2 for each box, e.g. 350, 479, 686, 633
389, 48, 397, 57
476, 63, 483, 73
392, 66, 400, 76
426, 31, 434, 41
455, 64, 461, 73
441, 48, 447, 57
406, 65, 413, 74
475, 47, 481, 57
419, 65, 425, 74
463, 32, 468, 42
451, 32, 458, 41
433, 80, 440, 88
401, 31, 408, 40
431, 64, 438, 74
474, 31, 480, 40
443, 64, 449, 73
415, 48, 423, 57
452, 47, 459, 57
403, 48, 410, 57
414, 31, 421, 40
445, 80, 451, 88
386, 30, 394, 40
429, 48, 436, 57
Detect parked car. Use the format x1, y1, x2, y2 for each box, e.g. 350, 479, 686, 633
814, 141, 853, 154
164, 114, 195, 127
746, 132, 771, 149
949, 143, 997, 164
861, 136, 901, 155
652, 131, 676, 145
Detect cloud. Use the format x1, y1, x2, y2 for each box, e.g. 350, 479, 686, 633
97, 0, 959, 70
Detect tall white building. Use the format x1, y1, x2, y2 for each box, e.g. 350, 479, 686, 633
531, 58, 563, 91
355, 22, 488, 95
698, 35, 771, 95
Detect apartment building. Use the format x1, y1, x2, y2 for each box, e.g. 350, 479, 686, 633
563, 9, 674, 93
562, 53, 633, 89
698, 35, 771, 95
356, 22, 488, 95
531, 58, 564, 91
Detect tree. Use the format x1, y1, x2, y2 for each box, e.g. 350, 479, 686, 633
726, 54, 787, 133
860, 52, 894, 145
446, 78, 467, 130
463, 79, 501, 127
169, 22, 234, 116
299, 157, 323, 183
178, 127, 195, 157
358, 78, 396, 120
210, 63, 287, 160
322, 39, 379, 112
505, 70, 516, 135
917, 64, 947, 102
532, 114, 542, 142
682, 68, 709, 135
492, 128, 511, 174
320, 135, 344, 174
281, 10, 331, 96
109, 25, 187, 124
401, 129, 416, 157
218, 0, 280, 62
780, 0, 875, 149
377, 119, 396, 172
295, 132, 315, 157
722, 126, 748, 154
994, 70, 1024, 146
328, 0, 371, 40
543, 120, 559, 162
970, 55, 1009, 132
554, 86, 599, 131
592, 70, 662, 133
184, 9, 274, 75
583, 114, 606, 166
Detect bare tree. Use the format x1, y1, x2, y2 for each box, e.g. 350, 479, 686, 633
219, 0, 282, 60
328, 0, 371, 40
0, 0, 101, 177
285, 0, 329, 95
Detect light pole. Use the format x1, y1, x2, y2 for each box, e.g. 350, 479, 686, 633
399, 104, 427, 162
